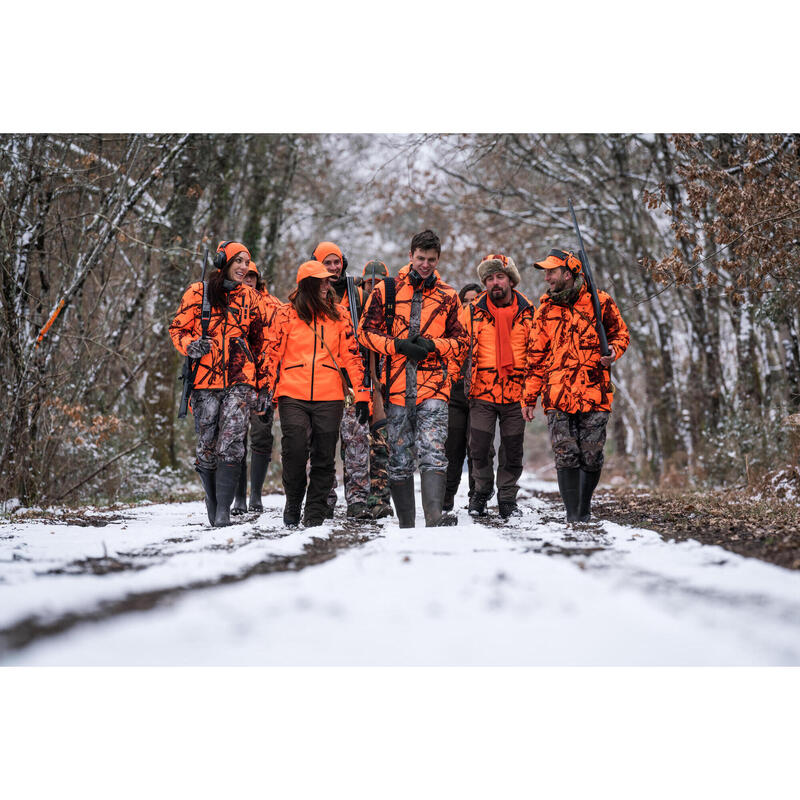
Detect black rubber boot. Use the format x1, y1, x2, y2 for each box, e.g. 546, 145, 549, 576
213, 462, 240, 527
578, 469, 601, 523
231, 457, 248, 516
556, 468, 581, 523
390, 477, 416, 528
195, 466, 216, 526
249, 451, 270, 512
421, 470, 457, 527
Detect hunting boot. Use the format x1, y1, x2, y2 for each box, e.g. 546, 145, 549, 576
231, 457, 248, 515
468, 493, 490, 517
390, 476, 416, 528
421, 470, 458, 527
346, 502, 372, 521
578, 469, 601, 523
195, 466, 216, 526
442, 490, 455, 512
556, 468, 581, 523
283, 498, 302, 528
213, 462, 240, 527
249, 451, 270, 512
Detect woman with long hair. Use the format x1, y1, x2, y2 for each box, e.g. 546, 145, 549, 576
264, 261, 369, 527
169, 241, 270, 527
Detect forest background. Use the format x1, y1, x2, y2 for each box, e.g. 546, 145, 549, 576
2, 132, 799, 506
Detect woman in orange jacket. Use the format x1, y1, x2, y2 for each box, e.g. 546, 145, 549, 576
169, 241, 270, 527
230, 261, 284, 515
264, 261, 370, 527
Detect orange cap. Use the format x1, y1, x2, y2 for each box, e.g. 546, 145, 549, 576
534, 249, 583, 275
246, 261, 259, 276
216, 240, 251, 268
296, 260, 332, 284
311, 241, 343, 263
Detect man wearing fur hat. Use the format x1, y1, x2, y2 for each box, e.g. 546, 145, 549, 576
527, 248, 630, 523
461, 254, 537, 518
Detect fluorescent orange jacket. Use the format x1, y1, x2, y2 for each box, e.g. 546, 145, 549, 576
460, 289, 536, 405
169, 281, 269, 391
265, 304, 369, 403
357, 265, 468, 406
527, 282, 630, 413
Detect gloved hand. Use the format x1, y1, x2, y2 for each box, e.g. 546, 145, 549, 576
255, 387, 272, 414
410, 333, 436, 354
394, 337, 428, 363
355, 401, 370, 426
187, 337, 211, 358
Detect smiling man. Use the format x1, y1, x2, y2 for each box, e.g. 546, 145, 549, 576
358, 230, 468, 528
528, 248, 630, 523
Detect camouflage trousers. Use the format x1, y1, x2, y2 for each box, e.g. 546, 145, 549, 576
191, 385, 257, 469
386, 399, 448, 481
546, 409, 610, 471
368, 422, 391, 510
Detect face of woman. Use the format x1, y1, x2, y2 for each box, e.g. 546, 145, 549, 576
226, 252, 250, 283
242, 272, 258, 289
319, 276, 331, 300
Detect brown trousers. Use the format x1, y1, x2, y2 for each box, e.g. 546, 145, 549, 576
468, 399, 525, 503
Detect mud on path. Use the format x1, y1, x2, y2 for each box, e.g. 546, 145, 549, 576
0, 503, 382, 656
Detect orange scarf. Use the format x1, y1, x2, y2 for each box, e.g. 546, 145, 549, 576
487, 294, 517, 381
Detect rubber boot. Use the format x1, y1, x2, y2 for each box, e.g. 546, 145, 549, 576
578, 469, 601, 523
556, 467, 581, 523
421, 470, 457, 527
231, 457, 248, 515
390, 477, 416, 528
195, 466, 216, 526
213, 462, 240, 527
249, 451, 270, 512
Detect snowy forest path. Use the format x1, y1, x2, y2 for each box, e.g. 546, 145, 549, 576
2, 478, 800, 665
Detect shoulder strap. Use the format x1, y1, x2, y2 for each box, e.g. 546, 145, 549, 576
383, 277, 396, 331
464, 304, 474, 391
200, 280, 211, 337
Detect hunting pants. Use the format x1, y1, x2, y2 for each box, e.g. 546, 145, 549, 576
368, 422, 391, 510
546, 409, 610, 472
386, 398, 449, 481
279, 397, 344, 521
192, 385, 256, 470
468, 399, 525, 503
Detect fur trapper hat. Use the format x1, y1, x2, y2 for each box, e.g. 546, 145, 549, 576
477, 253, 520, 287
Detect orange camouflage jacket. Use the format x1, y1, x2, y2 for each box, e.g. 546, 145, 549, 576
170, 281, 270, 391
527, 281, 630, 413
357, 265, 467, 406
460, 289, 536, 405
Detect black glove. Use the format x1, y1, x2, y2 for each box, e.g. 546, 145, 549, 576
410, 333, 436, 354
355, 401, 370, 426
394, 337, 428, 363
255, 387, 272, 413
187, 337, 211, 358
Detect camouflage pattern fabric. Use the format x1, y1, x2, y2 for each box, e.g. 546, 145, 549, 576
368, 423, 391, 509
386, 398, 448, 481
192, 384, 257, 469
340, 404, 370, 506
546, 409, 610, 471
405, 287, 423, 418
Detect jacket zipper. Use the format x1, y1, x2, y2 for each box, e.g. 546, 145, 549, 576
221, 308, 228, 388
310, 318, 317, 401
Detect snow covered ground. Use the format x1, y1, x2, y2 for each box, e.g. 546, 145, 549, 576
2, 476, 800, 666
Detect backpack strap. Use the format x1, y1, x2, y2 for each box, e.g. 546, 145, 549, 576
383, 277, 396, 400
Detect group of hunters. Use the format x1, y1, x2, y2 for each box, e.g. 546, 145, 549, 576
169, 229, 630, 530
